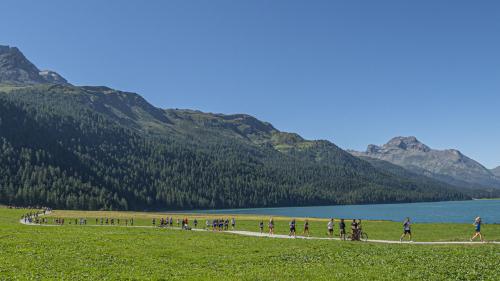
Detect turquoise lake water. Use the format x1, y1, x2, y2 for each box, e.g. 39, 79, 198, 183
193, 200, 500, 223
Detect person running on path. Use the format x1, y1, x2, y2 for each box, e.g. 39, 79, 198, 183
269, 218, 275, 236
206, 219, 210, 230
289, 219, 297, 238
400, 217, 413, 242
152, 218, 156, 226
194, 218, 198, 228
327, 218, 334, 238
470, 217, 484, 242
259, 220, 264, 233
231, 217, 236, 230
303, 219, 310, 237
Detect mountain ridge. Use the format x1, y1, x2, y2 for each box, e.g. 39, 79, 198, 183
349, 136, 500, 190
0, 45, 69, 85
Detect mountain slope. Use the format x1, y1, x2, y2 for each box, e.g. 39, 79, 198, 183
0, 45, 69, 85
492, 167, 500, 178
0, 84, 469, 210
0, 46, 471, 210
349, 137, 500, 189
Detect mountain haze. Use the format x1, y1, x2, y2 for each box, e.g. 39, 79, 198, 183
0, 46, 473, 210
492, 167, 500, 178
349, 137, 500, 190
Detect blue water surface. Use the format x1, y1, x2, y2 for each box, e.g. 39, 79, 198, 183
189, 200, 500, 224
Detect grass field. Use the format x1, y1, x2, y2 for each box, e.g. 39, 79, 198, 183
1, 207, 499, 280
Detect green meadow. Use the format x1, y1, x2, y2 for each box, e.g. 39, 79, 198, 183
1, 207, 499, 280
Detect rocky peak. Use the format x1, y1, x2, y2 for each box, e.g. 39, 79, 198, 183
0, 45, 69, 85
350, 136, 500, 189
366, 144, 380, 153
383, 136, 430, 152
39, 70, 69, 85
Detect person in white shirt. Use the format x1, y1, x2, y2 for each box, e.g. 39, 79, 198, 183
327, 218, 334, 238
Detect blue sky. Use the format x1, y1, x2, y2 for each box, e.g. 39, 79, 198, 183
1, 1, 499, 168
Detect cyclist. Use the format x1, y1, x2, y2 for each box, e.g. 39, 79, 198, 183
350, 219, 358, 240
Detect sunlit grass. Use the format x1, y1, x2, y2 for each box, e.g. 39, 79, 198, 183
1, 207, 499, 280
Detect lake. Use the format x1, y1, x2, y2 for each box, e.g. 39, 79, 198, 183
191, 200, 500, 224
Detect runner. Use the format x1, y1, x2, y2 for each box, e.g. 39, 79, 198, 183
289, 219, 297, 238
259, 220, 264, 233
303, 219, 310, 237
231, 217, 236, 230
268, 218, 275, 236
152, 218, 156, 226
470, 217, 484, 242
194, 218, 198, 228
205, 219, 210, 230
327, 218, 334, 238
400, 217, 412, 242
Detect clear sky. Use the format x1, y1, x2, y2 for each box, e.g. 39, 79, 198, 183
1, 0, 499, 168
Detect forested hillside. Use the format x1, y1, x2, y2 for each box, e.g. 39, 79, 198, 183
0, 84, 469, 210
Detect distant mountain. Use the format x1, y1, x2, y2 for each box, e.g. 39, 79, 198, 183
0, 45, 68, 85
492, 167, 500, 178
0, 46, 471, 210
349, 136, 500, 189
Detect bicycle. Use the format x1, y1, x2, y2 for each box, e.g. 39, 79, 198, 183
348, 230, 368, 242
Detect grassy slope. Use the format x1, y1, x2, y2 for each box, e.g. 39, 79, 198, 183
1, 208, 499, 280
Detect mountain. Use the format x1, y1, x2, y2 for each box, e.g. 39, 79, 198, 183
0, 46, 470, 210
349, 136, 500, 189
492, 167, 500, 178
0, 45, 68, 85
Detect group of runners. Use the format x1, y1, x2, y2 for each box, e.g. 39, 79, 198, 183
286, 218, 364, 240
206, 218, 236, 231
96, 217, 134, 226
153, 217, 191, 229
20, 209, 487, 242
21, 208, 51, 224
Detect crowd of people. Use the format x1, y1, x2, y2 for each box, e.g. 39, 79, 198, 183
96, 217, 134, 226
19, 208, 487, 242
21, 208, 52, 224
